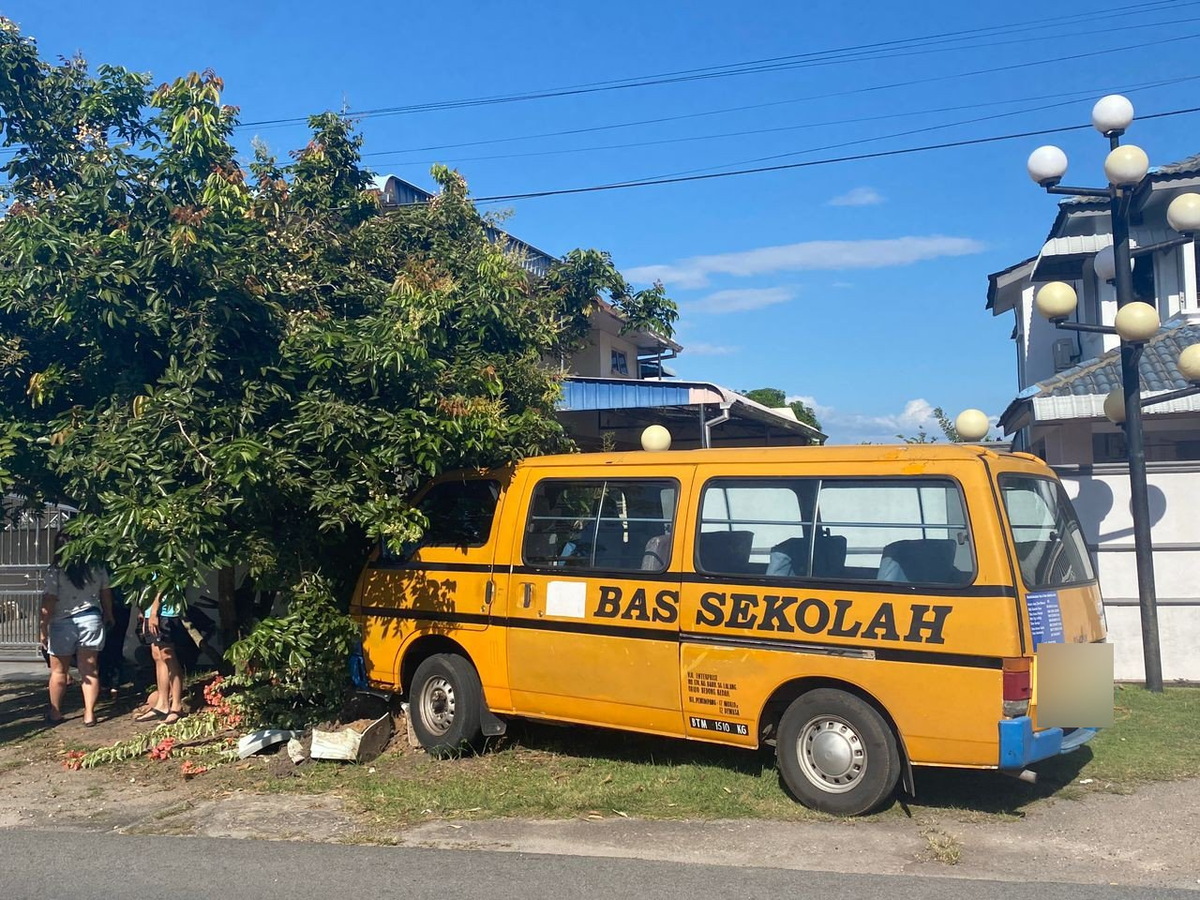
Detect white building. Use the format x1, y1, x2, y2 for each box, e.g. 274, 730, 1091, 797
987, 154, 1200, 682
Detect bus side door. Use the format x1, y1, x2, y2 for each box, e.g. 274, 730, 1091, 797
503, 467, 691, 736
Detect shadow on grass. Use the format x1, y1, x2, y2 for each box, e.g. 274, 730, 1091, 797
489, 718, 1094, 816
0, 669, 157, 746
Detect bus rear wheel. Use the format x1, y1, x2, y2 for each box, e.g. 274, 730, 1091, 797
408, 653, 484, 756
776, 688, 900, 816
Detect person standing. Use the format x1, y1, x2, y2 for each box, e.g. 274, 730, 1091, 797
135, 583, 186, 724
39, 534, 114, 727
98, 584, 132, 695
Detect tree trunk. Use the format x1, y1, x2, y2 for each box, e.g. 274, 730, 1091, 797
217, 565, 237, 649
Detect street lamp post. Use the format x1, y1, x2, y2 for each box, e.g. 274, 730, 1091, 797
1024, 95, 1200, 692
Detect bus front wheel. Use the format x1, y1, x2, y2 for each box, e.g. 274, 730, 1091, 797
408, 653, 484, 756
776, 688, 900, 816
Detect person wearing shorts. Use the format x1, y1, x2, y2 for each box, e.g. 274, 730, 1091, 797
39, 534, 114, 727
136, 587, 186, 724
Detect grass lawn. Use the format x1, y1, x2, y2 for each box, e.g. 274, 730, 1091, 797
252, 684, 1200, 828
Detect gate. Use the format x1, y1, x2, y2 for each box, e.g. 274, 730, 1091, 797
1, 497, 74, 660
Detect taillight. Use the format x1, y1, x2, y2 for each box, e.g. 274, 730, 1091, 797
1003, 657, 1032, 718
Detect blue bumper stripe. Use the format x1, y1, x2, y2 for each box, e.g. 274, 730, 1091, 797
998, 717, 1099, 768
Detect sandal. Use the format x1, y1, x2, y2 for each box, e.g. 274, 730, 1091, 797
44, 713, 64, 726
83, 718, 97, 728
162, 710, 184, 725
134, 708, 168, 723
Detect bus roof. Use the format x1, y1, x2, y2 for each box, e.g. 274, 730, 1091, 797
516, 443, 1028, 468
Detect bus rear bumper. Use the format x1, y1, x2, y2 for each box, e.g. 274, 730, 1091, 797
998, 716, 1099, 768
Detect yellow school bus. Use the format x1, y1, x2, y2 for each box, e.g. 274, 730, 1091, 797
351, 444, 1109, 815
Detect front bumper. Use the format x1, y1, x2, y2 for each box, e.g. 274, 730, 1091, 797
998, 716, 1099, 768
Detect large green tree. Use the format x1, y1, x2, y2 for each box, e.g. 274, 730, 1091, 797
0, 20, 676, 625
740, 387, 822, 432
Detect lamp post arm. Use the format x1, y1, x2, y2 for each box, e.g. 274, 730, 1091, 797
1140, 385, 1200, 408
1131, 235, 1192, 257
1053, 321, 1117, 335
1043, 185, 1112, 198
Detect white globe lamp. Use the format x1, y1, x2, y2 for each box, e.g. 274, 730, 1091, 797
955, 409, 991, 442
1167, 192, 1200, 234
640, 424, 672, 452
1092, 242, 1137, 283
1092, 94, 1135, 135
1104, 145, 1150, 186
1027, 145, 1069, 186
1114, 301, 1160, 343
1178, 343, 1200, 383
1035, 281, 1078, 320
1103, 389, 1126, 425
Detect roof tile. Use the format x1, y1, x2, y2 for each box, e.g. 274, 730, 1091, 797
1032, 320, 1200, 397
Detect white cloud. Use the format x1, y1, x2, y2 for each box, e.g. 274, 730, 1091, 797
789, 395, 940, 444
828, 186, 885, 207
625, 235, 985, 290
685, 342, 740, 356
690, 286, 794, 314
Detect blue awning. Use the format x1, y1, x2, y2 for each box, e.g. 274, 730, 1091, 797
558, 379, 694, 412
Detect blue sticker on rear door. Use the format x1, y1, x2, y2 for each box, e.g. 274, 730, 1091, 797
1025, 590, 1064, 649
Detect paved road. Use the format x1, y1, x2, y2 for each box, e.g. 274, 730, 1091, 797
1, 830, 1194, 900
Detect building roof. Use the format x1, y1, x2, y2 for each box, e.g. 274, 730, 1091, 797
986, 256, 1037, 314
999, 318, 1200, 430
369, 174, 558, 277
1152, 152, 1200, 178
558, 376, 827, 443
989, 151, 1200, 310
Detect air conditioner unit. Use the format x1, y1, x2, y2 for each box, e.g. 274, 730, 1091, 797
1052, 338, 1079, 372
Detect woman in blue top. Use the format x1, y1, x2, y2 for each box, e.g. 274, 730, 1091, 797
135, 583, 187, 724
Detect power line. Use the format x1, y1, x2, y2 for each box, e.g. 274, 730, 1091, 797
238, 0, 1197, 129
464, 105, 1200, 203
361, 29, 1200, 160
369, 77, 1200, 168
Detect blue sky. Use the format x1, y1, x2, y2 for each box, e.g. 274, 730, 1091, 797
7, 0, 1200, 442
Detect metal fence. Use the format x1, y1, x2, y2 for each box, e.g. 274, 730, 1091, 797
1, 498, 74, 660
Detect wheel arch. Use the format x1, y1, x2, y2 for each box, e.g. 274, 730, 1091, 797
396, 633, 507, 738
758, 675, 916, 797
397, 633, 473, 696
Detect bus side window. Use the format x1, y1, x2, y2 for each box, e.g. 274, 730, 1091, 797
389, 479, 501, 557
816, 480, 975, 586
523, 479, 678, 572
697, 479, 817, 577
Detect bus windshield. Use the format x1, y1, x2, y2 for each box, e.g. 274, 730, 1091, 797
999, 474, 1095, 590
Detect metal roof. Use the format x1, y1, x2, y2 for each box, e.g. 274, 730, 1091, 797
1038, 227, 1176, 260
558, 377, 827, 442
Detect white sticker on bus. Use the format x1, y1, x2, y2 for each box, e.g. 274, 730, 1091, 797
546, 581, 587, 618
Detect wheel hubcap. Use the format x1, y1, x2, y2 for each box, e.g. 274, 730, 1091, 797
796, 715, 867, 793
420, 676, 456, 736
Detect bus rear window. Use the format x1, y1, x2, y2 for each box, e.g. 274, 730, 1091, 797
999, 474, 1095, 589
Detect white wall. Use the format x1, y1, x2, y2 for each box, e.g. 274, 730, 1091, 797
1057, 462, 1200, 682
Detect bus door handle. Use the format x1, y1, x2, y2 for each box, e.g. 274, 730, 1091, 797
521, 582, 534, 609
484, 579, 495, 610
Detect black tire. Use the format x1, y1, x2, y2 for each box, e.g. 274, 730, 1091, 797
776, 688, 900, 816
408, 653, 484, 756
